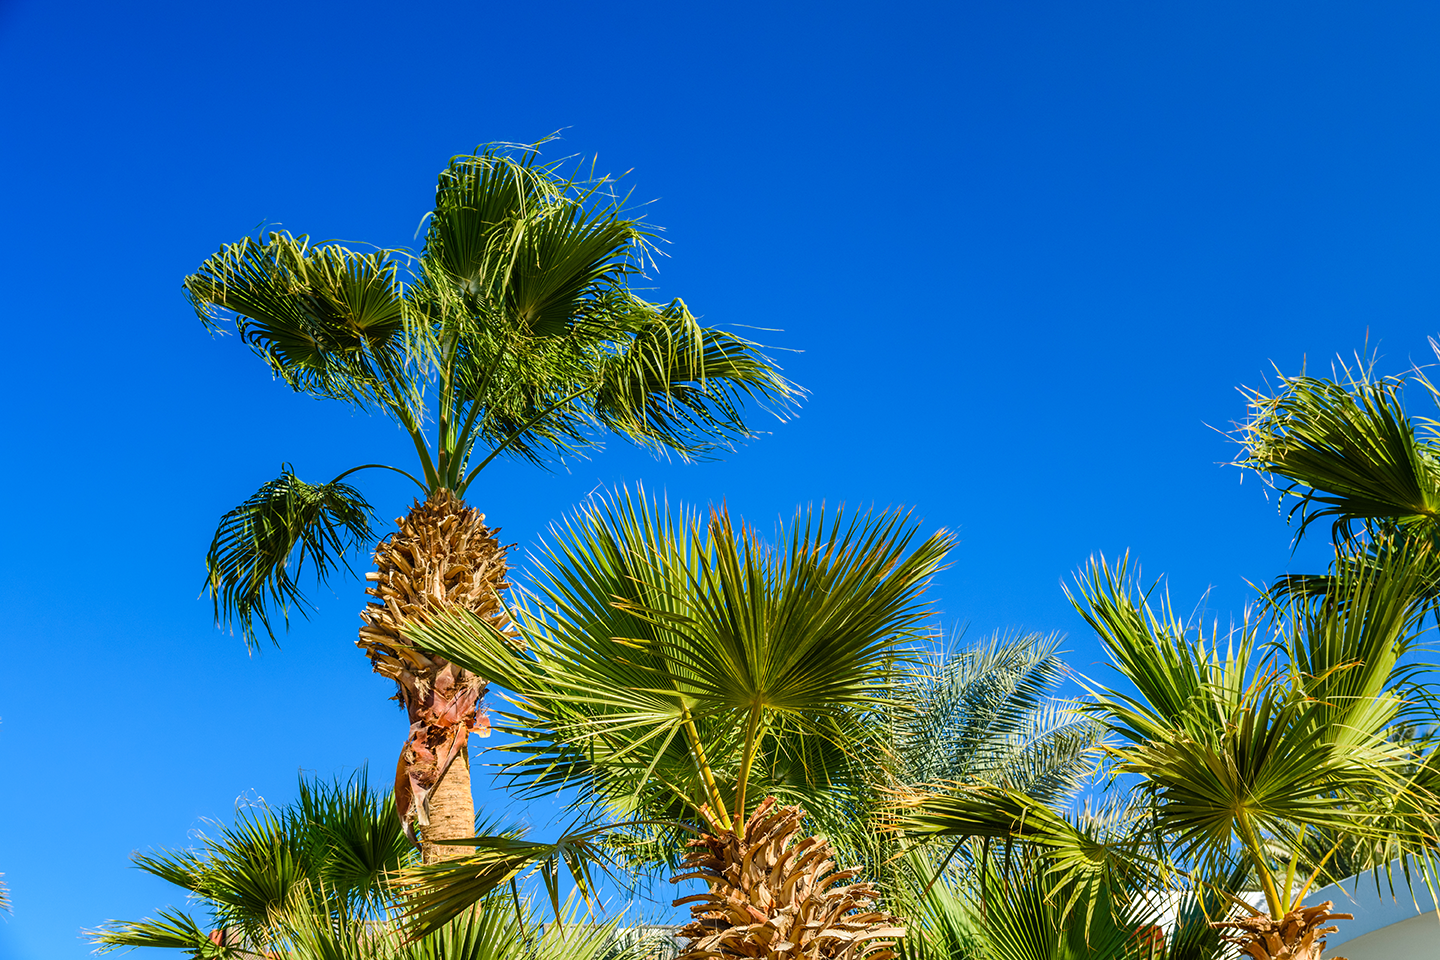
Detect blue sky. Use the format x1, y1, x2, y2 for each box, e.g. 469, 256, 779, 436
4, 0, 1440, 955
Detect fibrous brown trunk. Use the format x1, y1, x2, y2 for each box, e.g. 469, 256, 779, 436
670, 797, 905, 960
1212, 901, 1352, 960
356, 488, 511, 864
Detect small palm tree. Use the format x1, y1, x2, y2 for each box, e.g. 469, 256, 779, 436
900, 546, 1440, 960
401, 488, 953, 956
93, 770, 413, 953
92, 770, 630, 960
192, 143, 797, 861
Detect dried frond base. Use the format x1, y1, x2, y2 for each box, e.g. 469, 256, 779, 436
670, 797, 905, 960
1212, 901, 1353, 960
354, 489, 512, 858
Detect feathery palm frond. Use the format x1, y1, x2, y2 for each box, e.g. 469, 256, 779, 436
892, 633, 1101, 805
205, 465, 376, 648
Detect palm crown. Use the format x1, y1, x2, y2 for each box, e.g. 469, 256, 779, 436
191, 144, 797, 646
404, 489, 953, 952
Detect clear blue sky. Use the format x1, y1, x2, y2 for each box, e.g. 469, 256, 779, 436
3, 0, 1440, 955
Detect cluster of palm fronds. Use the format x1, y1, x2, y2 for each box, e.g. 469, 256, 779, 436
91, 771, 664, 960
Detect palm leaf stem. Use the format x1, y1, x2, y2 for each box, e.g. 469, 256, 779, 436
445, 342, 512, 489
330, 463, 429, 492
681, 703, 732, 830
369, 373, 441, 489
1290, 834, 1350, 909
733, 704, 764, 824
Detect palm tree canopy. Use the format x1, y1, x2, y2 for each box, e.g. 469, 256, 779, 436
192, 143, 800, 646
407, 488, 953, 839
1073, 550, 1440, 915
897, 544, 1440, 932
1236, 362, 1440, 544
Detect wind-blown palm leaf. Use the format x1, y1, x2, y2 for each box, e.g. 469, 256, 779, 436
592, 298, 794, 456
186, 232, 411, 410
205, 465, 375, 648
1236, 369, 1440, 543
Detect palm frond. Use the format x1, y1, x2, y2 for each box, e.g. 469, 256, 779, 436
1235, 368, 1440, 545
398, 825, 619, 939
186, 231, 411, 412
91, 907, 228, 957
894, 783, 1157, 935
892, 632, 1101, 803
592, 296, 800, 458
408, 487, 952, 832
205, 465, 375, 648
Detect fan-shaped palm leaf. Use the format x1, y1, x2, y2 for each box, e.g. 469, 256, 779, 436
204, 465, 376, 647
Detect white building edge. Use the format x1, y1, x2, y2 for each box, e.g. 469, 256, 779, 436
1306, 857, 1440, 958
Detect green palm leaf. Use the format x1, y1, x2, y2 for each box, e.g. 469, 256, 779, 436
1237, 370, 1440, 543
409, 487, 951, 831
186, 232, 410, 409
205, 465, 375, 648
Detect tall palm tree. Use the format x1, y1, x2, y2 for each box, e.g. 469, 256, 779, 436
898, 546, 1440, 960
399, 488, 953, 957
191, 143, 797, 862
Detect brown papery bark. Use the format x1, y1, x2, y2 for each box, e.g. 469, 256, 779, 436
357, 489, 512, 863
1212, 901, 1353, 960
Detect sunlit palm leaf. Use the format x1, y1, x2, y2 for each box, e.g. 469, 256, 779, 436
409, 488, 951, 829
187, 232, 410, 408
1070, 550, 1440, 918
398, 827, 617, 939
593, 297, 798, 457
894, 784, 1155, 935
1236, 370, 1440, 543
205, 465, 374, 648
92, 907, 227, 957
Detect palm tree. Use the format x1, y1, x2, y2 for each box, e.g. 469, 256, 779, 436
898, 547, 1440, 960
93, 770, 413, 954
191, 143, 797, 862
399, 488, 953, 957
92, 770, 634, 960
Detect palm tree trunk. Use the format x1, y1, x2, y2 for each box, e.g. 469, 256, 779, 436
1212, 902, 1353, 960
356, 489, 511, 863
671, 797, 905, 960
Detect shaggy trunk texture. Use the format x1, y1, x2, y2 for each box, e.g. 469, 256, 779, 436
670, 797, 905, 960
1212, 901, 1353, 960
356, 488, 510, 864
